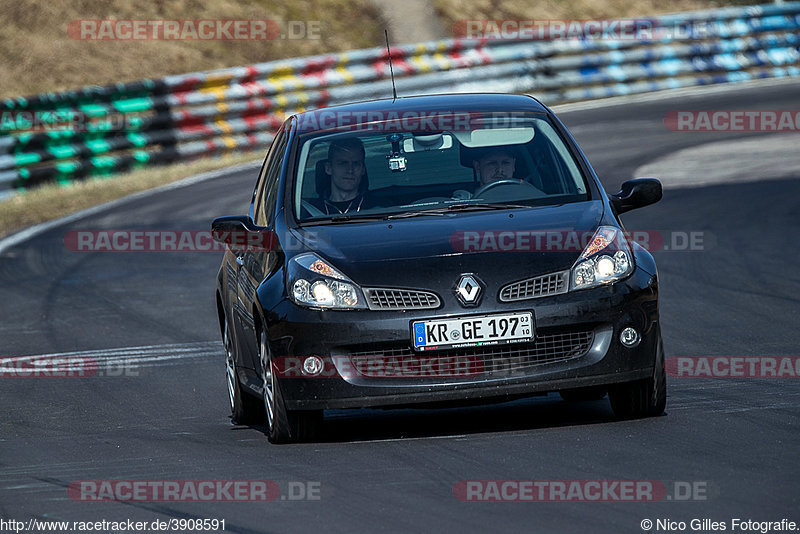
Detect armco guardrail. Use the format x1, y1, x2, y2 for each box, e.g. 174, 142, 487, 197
1, 2, 798, 196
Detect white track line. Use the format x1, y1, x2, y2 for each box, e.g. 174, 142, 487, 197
0, 341, 222, 373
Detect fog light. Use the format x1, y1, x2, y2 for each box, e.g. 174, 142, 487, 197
620, 327, 640, 348
303, 356, 324, 376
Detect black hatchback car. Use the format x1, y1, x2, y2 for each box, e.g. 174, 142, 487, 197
213, 93, 665, 443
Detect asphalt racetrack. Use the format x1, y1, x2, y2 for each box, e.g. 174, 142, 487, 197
1, 79, 798, 533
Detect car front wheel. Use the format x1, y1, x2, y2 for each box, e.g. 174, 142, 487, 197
259, 328, 322, 443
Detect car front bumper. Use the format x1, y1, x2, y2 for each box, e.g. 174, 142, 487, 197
262, 266, 659, 410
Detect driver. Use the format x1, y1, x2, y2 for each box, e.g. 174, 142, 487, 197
452, 147, 522, 200
473, 147, 518, 187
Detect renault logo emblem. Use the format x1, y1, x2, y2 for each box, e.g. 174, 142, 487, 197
455, 274, 483, 306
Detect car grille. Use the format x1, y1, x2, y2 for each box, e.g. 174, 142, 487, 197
344, 329, 595, 379
364, 288, 441, 310
499, 271, 569, 302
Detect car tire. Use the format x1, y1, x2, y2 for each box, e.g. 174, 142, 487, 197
259, 328, 322, 444
225, 321, 263, 424
608, 330, 667, 419
559, 386, 607, 402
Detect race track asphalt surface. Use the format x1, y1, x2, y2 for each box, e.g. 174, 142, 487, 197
1, 80, 798, 533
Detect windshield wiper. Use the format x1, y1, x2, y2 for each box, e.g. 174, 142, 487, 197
385, 202, 529, 219
301, 213, 389, 225
303, 203, 531, 223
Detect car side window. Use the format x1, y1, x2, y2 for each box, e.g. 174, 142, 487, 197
255, 127, 288, 227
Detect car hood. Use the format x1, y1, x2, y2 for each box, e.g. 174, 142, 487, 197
290, 201, 605, 289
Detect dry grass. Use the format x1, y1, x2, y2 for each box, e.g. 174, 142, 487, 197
0, 152, 259, 239
432, 0, 754, 25
0, 0, 385, 98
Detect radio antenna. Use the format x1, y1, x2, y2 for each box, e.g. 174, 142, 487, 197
384, 29, 398, 102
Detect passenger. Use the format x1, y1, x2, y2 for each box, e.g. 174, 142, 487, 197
312, 137, 370, 215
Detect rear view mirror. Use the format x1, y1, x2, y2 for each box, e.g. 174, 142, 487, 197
403, 133, 453, 153
610, 178, 662, 214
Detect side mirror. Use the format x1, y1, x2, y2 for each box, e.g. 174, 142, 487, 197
211, 215, 277, 251
610, 178, 662, 214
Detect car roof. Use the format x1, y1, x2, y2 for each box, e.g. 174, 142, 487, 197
290, 93, 549, 130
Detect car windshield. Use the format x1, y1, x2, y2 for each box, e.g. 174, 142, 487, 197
292, 111, 590, 222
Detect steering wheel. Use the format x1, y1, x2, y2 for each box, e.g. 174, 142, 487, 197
473, 179, 527, 198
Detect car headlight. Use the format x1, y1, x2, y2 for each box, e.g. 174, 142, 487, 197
570, 227, 634, 290
287, 253, 366, 309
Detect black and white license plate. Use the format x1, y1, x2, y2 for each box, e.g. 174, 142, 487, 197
412, 312, 533, 351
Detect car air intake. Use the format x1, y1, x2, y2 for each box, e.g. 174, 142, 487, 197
364, 288, 441, 310
499, 271, 569, 302
346, 329, 595, 379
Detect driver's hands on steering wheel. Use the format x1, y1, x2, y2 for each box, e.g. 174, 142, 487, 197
472, 179, 524, 198
453, 179, 543, 201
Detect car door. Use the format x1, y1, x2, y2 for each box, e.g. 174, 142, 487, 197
232, 125, 289, 372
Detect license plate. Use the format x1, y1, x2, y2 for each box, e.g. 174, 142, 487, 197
412, 312, 533, 351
